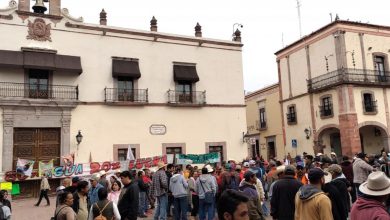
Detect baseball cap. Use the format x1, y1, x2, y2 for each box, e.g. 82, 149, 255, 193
249, 160, 256, 165
308, 168, 326, 182
244, 170, 255, 180
328, 164, 342, 174
284, 165, 296, 175
243, 162, 250, 168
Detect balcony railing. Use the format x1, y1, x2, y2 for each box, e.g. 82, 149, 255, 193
308, 68, 390, 92
286, 112, 296, 123
364, 100, 377, 113
0, 82, 78, 100
319, 104, 333, 117
104, 88, 148, 103
167, 90, 206, 105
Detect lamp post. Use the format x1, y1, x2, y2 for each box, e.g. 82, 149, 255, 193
232, 23, 243, 36
76, 130, 83, 145
304, 128, 311, 139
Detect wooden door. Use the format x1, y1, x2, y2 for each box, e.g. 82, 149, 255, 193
13, 128, 61, 198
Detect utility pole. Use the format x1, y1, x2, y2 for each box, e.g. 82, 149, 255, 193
296, 0, 302, 38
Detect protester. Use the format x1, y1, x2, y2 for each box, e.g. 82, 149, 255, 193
71, 180, 89, 220
143, 168, 154, 211
169, 167, 189, 220
328, 164, 350, 217
239, 170, 264, 220
330, 152, 338, 164
188, 170, 199, 219
296, 165, 308, 185
221, 163, 240, 192
35, 173, 51, 206
294, 168, 333, 220
99, 170, 110, 190
0, 191, 11, 220
271, 165, 302, 220
217, 189, 249, 220
196, 167, 217, 220
351, 171, 390, 220
63, 178, 73, 192
340, 155, 356, 202
353, 152, 375, 196
54, 191, 76, 220
166, 164, 175, 217
108, 180, 122, 205
117, 171, 139, 220
151, 161, 169, 220
0, 190, 11, 211
89, 188, 121, 220
304, 155, 314, 170
88, 173, 104, 207
137, 170, 149, 218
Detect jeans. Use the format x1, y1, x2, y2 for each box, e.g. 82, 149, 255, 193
199, 199, 214, 220
173, 196, 188, 220
191, 195, 199, 216
154, 194, 168, 220
139, 191, 146, 215
36, 189, 50, 206
354, 183, 362, 199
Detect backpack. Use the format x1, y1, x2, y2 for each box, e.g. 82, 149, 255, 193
94, 201, 111, 220
50, 206, 67, 220
228, 174, 239, 190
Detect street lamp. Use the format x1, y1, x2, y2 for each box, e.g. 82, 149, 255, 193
76, 130, 83, 145
304, 128, 311, 139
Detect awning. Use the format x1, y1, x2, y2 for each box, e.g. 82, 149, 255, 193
0, 50, 23, 68
173, 65, 199, 82
112, 59, 141, 78
0, 50, 82, 74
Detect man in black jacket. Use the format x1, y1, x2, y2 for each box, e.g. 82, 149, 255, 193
118, 171, 140, 220
72, 180, 89, 220
271, 165, 303, 220
327, 164, 350, 219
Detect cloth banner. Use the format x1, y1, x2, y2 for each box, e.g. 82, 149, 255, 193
126, 145, 135, 160
128, 155, 170, 170
39, 160, 54, 177
16, 158, 35, 177
176, 152, 221, 164
0, 182, 12, 190
11, 183, 20, 195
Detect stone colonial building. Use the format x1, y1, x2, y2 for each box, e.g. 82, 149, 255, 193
276, 19, 390, 158
245, 83, 284, 160
0, 0, 246, 196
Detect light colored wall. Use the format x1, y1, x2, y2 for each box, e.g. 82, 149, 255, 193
70, 105, 247, 162
360, 126, 385, 155
0, 108, 2, 172
309, 35, 337, 78
362, 34, 390, 70
245, 97, 259, 136
344, 32, 364, 69
279, 58, 290, 100
289, 48, 308, 96
313, 90, 340, 129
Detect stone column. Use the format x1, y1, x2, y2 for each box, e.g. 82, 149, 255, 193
49, 0, 61, 16
18, 0, 30, 12
2, 108, 14, 171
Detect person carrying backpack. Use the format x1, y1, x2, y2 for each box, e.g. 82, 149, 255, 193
0, 191, 11, 220
88, 188, 121, 220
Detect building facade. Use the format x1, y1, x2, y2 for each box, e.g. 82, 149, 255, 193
276, 20, 390, 158
0, 0, 247, 196
245, 83, 284, 160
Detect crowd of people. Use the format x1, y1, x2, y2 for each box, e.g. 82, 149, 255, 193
3, 150, 390, 219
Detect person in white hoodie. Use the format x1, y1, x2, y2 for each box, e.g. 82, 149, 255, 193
196, 167, 217, 220
169, 167, 189, 220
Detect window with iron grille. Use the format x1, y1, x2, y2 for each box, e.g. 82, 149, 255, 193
375, 56, 387, 82
259, 108, 267, 129
29, 69, 49, 99
363, 93, 377, 113
287, 105, 297, 124
320, 96, 333, 117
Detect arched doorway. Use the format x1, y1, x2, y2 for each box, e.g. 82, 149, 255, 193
359, 122, 389, 155
316, 125, 341, 157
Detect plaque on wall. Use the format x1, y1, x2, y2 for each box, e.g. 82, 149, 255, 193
150, 124, 167, 135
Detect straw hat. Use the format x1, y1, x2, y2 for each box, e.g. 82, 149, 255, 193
359, 171, 390, 196
90, 173, 100, 182
205, 164, 214, 173
273, 165, 286, 178
157, 161, 167, 169
99, 170, 107, 176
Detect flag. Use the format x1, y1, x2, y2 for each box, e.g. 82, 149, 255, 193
16, 158, 35, 177
126, 145, 135, 160
62, 152, 75, 166
39, 160, 53, 177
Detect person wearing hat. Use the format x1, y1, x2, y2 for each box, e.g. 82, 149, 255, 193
118, 171, 139, 220
294, 168, 332, 220
304, 155, 315, 171
330, 152, 338, 164
350, 171, 390, 220
196, 167, 217, 220
151, 161, 169, 220
239, 170, 264, 220
271, 165, 303, 220
88, 173, 104, 207
353, 152, 375, 197
98, 170, 109, 191
327, 164, 350, 218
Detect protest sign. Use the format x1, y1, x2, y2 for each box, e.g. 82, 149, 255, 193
176, 152, 220, 164
39, 160, 54, 177
16, 158, 35, 177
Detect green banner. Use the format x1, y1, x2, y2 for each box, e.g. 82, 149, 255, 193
176, 152, 220, 164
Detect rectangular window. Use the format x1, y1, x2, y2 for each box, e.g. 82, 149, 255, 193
375, 56, 386, 82
320, 97, 333, 117
29, 69, 49, 99
176, 82, 192, 103
363, 93, 377, 113
117, 148, 136, 161
259, 108, 267, 129
287, 105, 297, 124
117, 77, 134, 101
209, 146, 223, 162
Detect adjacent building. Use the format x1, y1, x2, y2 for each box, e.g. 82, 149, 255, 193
0, 0, 247, 196
276, 19, 390, 158
245, 83, 284, 160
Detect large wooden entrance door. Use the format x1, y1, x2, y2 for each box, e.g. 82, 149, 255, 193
13, 128, 61, 198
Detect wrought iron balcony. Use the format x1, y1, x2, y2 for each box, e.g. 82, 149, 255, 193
286, 112, 296, 123
104, 88, 148, 103
319, 104, 333, 117
0, 82, 78, 100
308, 68, 390, 92
364, 100, 377, 113
167, 90, 206, 105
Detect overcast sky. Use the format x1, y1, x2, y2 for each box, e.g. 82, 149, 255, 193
1, 0, 390, 92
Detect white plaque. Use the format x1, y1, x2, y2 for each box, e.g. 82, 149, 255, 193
150, 124, 167, 135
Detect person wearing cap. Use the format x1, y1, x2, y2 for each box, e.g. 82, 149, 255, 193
151, 161, 169, 220
271, 165, 302, 220
353, 152, 375, 197
88, 173, 104, 207
327, 164, 350, 218
268, 165, 285, 201
330, 152, 338, 164
72, 180, 89, 220
239, 170, 264, 220
118, 170, 139, 220
340, 155, 356, 202
196, 167, 217, 220
351, 171, 390, 220
221, 163, 240, 192
65, 177, 80, 194
294, 168, 333, 220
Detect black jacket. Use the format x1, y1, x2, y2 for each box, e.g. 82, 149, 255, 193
331, 178, 351, 213
323, 182, 348, 220
71, 192, 89, 214
138, 178, 149, 192
270, 176, 303, 220
117, 181, 139, 220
